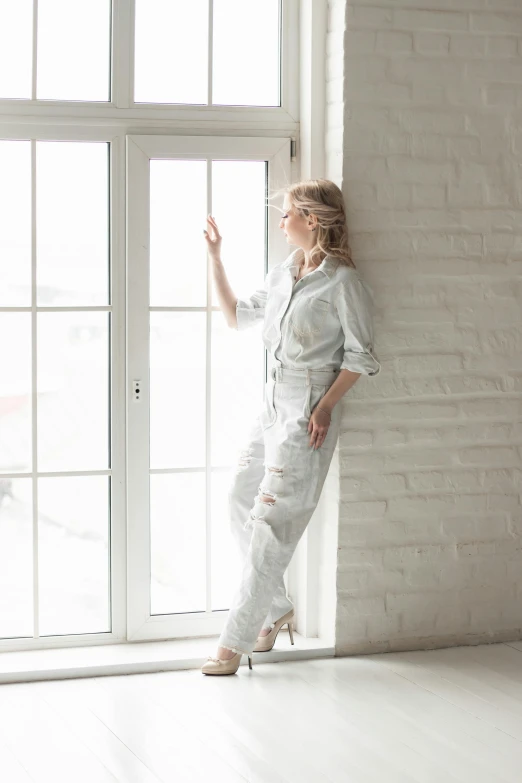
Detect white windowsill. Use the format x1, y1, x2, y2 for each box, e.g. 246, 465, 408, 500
0, 632, 335, 685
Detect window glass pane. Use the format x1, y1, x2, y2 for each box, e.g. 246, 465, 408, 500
37, 312, 110, 472
148, 155, 269, 620
213, 0, 280, 107
150, 160, 207, 307
0, 0, 32, 99
211, 311, 264, 466
150, 473, 206, 615
211, 471, 242, 612
150, 313, 206, 469
0, 141, 31, 307
37, 0, 111, 101
38, 476, 110, 636
134, 0, 208, 105
0, 478, 33, 640
211, 160, 266, 307
0, 314, 32, 474
210, 159, 267, 463
36, 141, 109, 307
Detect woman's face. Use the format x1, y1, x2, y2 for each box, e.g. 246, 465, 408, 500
279, 197, 316, 249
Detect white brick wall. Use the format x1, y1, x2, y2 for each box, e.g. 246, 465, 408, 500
328, 0, 522, 654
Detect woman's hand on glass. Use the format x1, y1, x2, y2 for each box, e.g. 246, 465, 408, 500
203, 214, 223, 262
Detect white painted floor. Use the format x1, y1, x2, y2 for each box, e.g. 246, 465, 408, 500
1, 640, 522, 782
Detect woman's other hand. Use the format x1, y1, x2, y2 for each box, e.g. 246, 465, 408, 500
307, 405, 331, 450
203, 215, 223, 262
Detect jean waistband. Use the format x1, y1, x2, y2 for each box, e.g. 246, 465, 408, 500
270, 367, 340, 385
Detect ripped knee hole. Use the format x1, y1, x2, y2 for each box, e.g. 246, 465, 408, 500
258, 465, 283, 504
236, 448, 254, 470
258, 484, 277, 505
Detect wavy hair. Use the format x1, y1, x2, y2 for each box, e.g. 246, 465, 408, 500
269, 178, 355, 269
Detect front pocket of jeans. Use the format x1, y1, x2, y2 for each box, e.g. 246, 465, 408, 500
304, 384, 327, 419
290, 297, 330, 337
261, 379, 276, 428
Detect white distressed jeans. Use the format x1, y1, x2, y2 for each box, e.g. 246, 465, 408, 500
218, 365, 342, 656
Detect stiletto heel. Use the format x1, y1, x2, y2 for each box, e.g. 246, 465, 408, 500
253, 609, 295, 653
288, 620, 294, 645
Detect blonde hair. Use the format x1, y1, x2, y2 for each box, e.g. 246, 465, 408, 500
270, 178, 355, 269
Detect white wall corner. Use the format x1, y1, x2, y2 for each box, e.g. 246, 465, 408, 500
288, 0, 347, 644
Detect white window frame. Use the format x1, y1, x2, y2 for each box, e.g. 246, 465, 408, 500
0, 0, 330, 654
127, 134, 291, 641
0, 0, 299, 128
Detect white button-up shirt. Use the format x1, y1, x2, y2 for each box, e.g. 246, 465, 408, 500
235, 249, 381, 376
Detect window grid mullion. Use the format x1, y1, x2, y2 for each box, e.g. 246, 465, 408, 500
207, 0, 213, 107
31, 138, 39, 638
31, 0, 38, 101
205, 157, 212, 614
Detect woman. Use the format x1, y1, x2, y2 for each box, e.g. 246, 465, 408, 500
201, 179, 381, 675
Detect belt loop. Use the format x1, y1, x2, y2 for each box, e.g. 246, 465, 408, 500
306, 369, 311, 386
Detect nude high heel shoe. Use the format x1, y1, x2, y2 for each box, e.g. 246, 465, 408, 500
201, 650, 253, 675
253, 610, 295, 653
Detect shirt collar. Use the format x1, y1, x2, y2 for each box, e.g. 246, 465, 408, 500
282, 250, 340, 279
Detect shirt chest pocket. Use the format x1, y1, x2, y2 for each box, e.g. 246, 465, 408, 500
290, 296, 330, 337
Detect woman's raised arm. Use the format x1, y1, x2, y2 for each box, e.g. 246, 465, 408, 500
205, 215, 239, 328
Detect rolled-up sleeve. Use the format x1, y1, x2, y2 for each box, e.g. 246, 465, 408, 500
235, 279, 268, 331
334, 277, 381, 376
